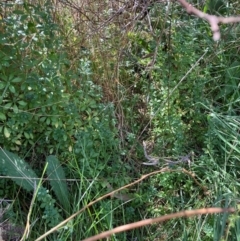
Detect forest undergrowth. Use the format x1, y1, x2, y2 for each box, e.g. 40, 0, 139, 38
0, 0, 240, 240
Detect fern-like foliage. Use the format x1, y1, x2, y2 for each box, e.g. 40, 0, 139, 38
0, 148, 38, 191
46, 155, 70, 212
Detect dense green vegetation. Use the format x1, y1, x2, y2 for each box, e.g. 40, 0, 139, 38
0, 0, 240, 240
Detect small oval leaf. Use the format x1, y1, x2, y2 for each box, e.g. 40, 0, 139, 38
11, 77, 22, 83
18, 100, 27, 106
13, 104, 18, 113
9, 85, 16, 93
4, 127, 10, 138
15, 140, 21, 145
24, 132, 30, 139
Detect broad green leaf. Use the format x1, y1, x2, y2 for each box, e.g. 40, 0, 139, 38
4, 102, 12, 109
0, 113, 6, 120
46, 155, 70, 212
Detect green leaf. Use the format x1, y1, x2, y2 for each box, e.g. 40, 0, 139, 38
11, 77, 22, 83
0, 113, 6, 121
40, 117, 47, 122
0, 82, 5, 89
46, 155, 70, 212
4, 127, 10, 138
4, 102, 12, 109
0, 148, 38, 191
18, 100, 27, 106
24, 132, 30, 139
14, 140, 21, 145
13, 104, 18, 113
203, 4, 208, 13
9, 85, 16, 93
8, 74, 14, 81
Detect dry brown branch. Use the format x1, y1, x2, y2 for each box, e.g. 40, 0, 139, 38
177, 0, 240, 41
82, 207, 235, 241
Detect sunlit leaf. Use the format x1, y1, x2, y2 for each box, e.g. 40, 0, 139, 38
4, 127, 10, 138
24, 132, 30, 139
15, 140, 21, 145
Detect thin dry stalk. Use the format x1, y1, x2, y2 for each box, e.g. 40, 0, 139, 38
35, 167, 208, 241
82, 207, 235, 241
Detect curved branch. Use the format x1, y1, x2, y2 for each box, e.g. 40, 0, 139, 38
82, 207, 235, 241
177, 0, 240, 41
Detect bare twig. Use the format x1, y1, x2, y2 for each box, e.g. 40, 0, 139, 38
82, 207, 235, 241
177, 0, 240, 41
